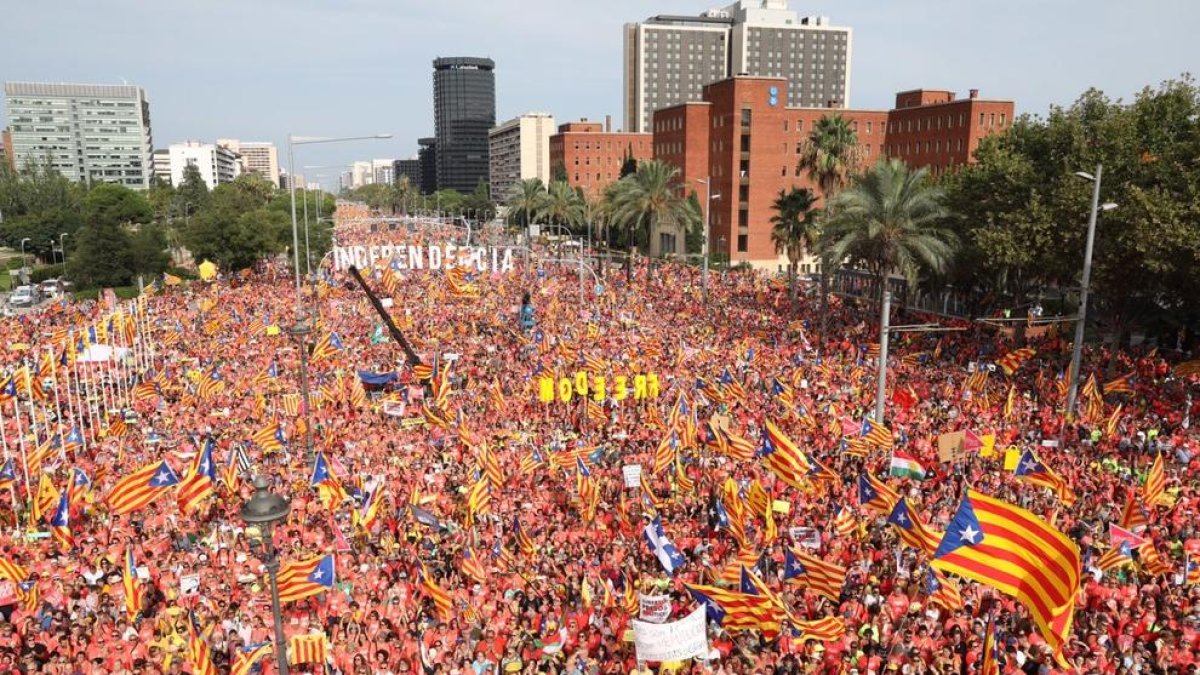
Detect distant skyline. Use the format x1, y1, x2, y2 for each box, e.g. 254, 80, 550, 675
2, 0, 1195, 190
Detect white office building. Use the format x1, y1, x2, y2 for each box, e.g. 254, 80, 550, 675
488, 112, 555, 202
217, 139, 279, 186
3, 81, 154, 188
168, 141, 241, 190
623, 0, 851, 132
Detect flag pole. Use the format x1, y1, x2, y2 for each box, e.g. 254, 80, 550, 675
9, 398, 33, 518
46, 347, 70, 464
63, 332, 85, 456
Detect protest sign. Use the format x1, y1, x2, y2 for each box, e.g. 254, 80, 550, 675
633, 605, 708, 662
637, 593, 671, 623
622, 464, 643, 489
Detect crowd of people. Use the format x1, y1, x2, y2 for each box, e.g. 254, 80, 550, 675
0, 202, 1196, 675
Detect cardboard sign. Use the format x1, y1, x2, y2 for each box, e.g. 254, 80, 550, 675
937, 431, 967, 463
772, 500, 791, 514
180, 575, 200, 596
622, 464, 643, 489
633, 606, 708, 662
638, 593, 671, 624
1003, 448, 1022, 471
790, 527, 820, 549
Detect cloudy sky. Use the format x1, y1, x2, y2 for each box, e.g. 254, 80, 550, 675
2, 0, 1195, 188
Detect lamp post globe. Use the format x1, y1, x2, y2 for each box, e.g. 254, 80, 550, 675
239, 477, 292, 675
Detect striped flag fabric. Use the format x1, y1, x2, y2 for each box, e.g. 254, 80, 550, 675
791, 616, 846, 642
1187, 556, 1200, 586
718, 427, 757, 462
857, 474, 899, 514
513, 515, 537, 555
460, 547, 487, 584
684, 583, 781, 638
925, 568, 964, 611
886, 498, 941, 555
15, 580, 38, 613
1137, 542, 1172, 576
1014, 450, 1077, 507
576, 458, 600, 522
931, 490, 1081, 665
717, 548, 761, 584
310, 332, 344, 361
1095, 542, 1133, 572
287, 634, 329, 666
231, 643, 273, 675
1119, 494, 1149, 533
1106, 404, 1123, 438
0, 559, 28, 584
864, 419, 895, 448
124, 548, 142, 620
0, 460, 16, 491
784, 548, 846, 602
981, 613, 1002, 675
277, 554, 336, 603
996, 347, 1036, 376
177, 437, 217, 512
186, 611, 218, 675
251, 421, 286, 452
834, 508, 859, 538
1143, 453, 1170, 507
888, 451, 926, 480
107, 461, 180, 515
1103, 373, 1135, 396
48, 490, 72, 551
760, 419, 811, 490
518, 449, 544, 475
418, 563, 453, 621
466, 476, 491, 521
68, 467, 91, 506
653, 431, 679, 474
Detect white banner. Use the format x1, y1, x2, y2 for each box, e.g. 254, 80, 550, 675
638, 593, 671, 623
633, 605, 708, 663
332, 243, 515, 274
622, 464, 643, 488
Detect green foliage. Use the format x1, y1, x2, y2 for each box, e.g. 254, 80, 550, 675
684, 192, 705, 255
800, 113, 863, 199
175, 163, 211, 213
506, 178, 549, 229
0, 158, 85, 219
542, 180, 584, 231
72, 286, 139, 301
770, 187, 820, 297
619, 148, 638, 179
551, 164, 568, 183
68, 220, 135, 288
462, 179, 496, 221
83, 183, 152, 227
129, 224, 171, 279
0, 207, 82, 260
605, 160, 700, 255
823, 159, 955, 301
942, 75, 1200, 332
182, 183, 286, 271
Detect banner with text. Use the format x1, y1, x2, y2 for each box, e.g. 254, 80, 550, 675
633, 605, 708, 663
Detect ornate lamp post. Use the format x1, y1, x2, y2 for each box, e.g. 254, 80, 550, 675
239, 477, 293, 675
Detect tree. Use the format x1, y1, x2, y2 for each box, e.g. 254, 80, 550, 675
939, 76, 1200, 350
67, 220, 133, 288
822, 159, 955, 304
551, 164, 568, 184
506, 178, 548, 230
799, 113, 861, 330
0, 157, 84, 220
606, 160, 700, 277
83, 183, 152, 227
183, 183, 285, 271
462, 179, 496, 222
128, 223, 171, 279
770, 187, 820, 300
542, 180, 584, 231
619, 148, 638, 178
174, 163, 211, 214
392, 175, 414, 215
147, 175, 176, 224
0, 208, 82, 262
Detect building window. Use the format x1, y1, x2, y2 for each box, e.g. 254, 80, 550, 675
979, 113, 985, 127
737, 234, 748, 252
866, 121, 872, 135
989, 113, 996, 127
783, 120, 788, 131
740, 109, 752, 127
1000, 113, 1007, 127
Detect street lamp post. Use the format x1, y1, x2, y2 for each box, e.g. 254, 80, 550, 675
874, 291, 892, 423
1065, 165, 1118, 417
19, 237, 30, 269
692, 178, 719, 301
58, 233, 69, 277
289, 315, 316, 464
239, 477, 293, 675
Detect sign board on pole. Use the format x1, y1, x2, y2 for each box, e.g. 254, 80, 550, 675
637, 593, 671, 624
633, 605, 708, 663
937, 431, 967, 463
622, 464, 643, 488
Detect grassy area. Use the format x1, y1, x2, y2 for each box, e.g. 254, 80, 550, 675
0, 257, 52, 291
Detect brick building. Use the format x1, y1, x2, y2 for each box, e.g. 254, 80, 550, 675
652, 76, 1013, 266
548, 119, 652, 200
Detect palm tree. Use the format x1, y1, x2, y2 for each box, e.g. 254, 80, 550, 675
505, 178, 548, 231
542, 180, 585, 231
799, 113, 861, 330
822, 158, 956, 304
770, 187, 819, 300
606, 160, 700, 280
